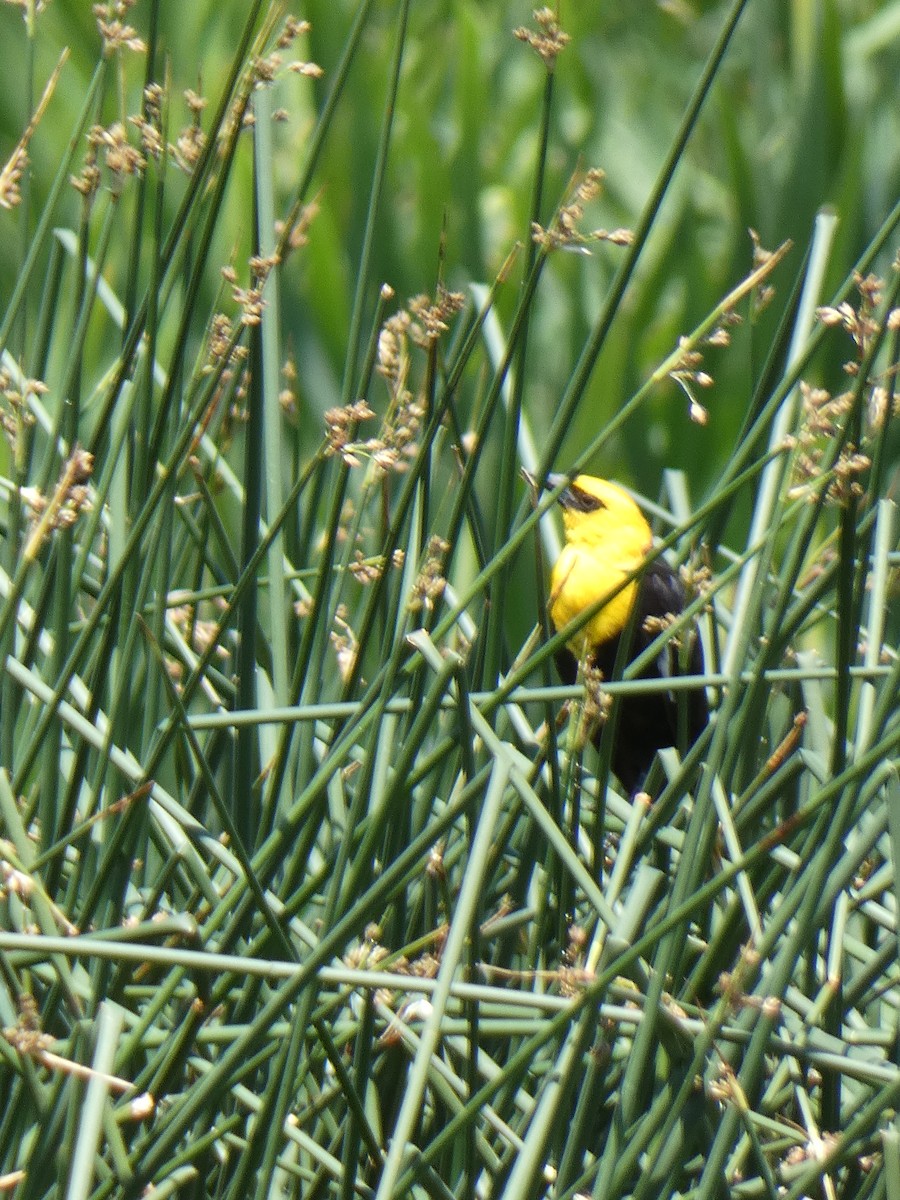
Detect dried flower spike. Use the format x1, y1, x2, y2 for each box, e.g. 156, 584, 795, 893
514, 7, 570, 70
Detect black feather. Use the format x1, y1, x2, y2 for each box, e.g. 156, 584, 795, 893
556, 558, 708, 793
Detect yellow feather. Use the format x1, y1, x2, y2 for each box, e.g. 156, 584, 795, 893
548, 476, 652, 656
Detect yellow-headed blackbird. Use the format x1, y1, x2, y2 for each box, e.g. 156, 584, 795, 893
540, 473, 707, 793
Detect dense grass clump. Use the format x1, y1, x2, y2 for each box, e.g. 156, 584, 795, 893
0, 2, 898, 1198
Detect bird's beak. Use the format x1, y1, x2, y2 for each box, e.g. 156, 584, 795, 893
521, 469, 573, 508
521, 469, 570, 493
545, 473, 575, 508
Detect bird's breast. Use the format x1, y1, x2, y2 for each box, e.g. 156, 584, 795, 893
549, 545, 640, 656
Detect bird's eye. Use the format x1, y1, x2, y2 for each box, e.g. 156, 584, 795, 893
565, 486, 605, 513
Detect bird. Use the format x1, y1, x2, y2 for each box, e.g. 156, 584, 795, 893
536, 472, 708, 793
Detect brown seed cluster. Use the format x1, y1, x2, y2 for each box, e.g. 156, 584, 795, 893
642, 612, 678, 640
514, 7, 571, 70
182, 327, 249, 463
0, 368, 41, 454
168, 604, 230, 663
71, 86, 210, 186
643, 611, 704, 673
681, 561, 713, 614
577, 656, 611, 749
206, 313, 239, 367
344, 931, 390, 974
249, 15, 323, 89
277, 15, 311, 48
252, 54, 324, 85
278, 354, 298, 418
64, 13, 323, 191
173, 90, 208, 173
669, 337, 715, 426
129, 83, 165, 160
71, 119, 147, 197
532, 168, 634, 253
221, 264, 267, 328
198, 311, 250, 449
407, 286, 466, 347
748, 228, 777, 315
787, 271, 899, 505
324, 399, 377, 465
668, 311, 742, 427
661, 230, 790, 426
323, 288, 463, 476
93, 0, 145, 56
22, 448, 94, 562
561, 923, 588, 969
0, 52, 63, 213
92, 121, 146, 178
348, 550, 386, 586
3, 994, 52, 1057
330, 605, 359, 684
817, 272, 899, 363
787, 382, 872, 505
408, 535, 450, 614
0, 139, 27, 211
275, 197, 319, 254
343, 927, 448, 1023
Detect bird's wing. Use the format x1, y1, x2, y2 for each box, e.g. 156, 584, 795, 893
634, 558, 708, 742
634, 558, 685, 670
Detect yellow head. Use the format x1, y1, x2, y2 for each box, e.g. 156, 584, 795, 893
546, 474, 653, 650
552, 475, 652, 555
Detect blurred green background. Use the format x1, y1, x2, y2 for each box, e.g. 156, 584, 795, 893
2, 0, 897, 497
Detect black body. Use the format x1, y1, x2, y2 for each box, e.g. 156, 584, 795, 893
555, 558, 708, 794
